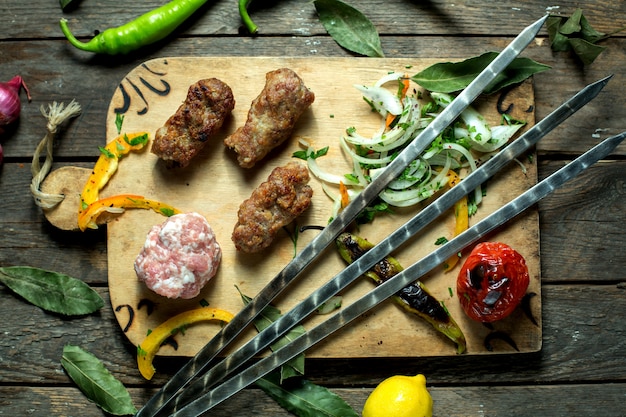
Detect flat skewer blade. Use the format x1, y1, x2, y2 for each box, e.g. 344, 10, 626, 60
166, 74, 611, 413
137, 14, 548, 417
173, 130, 626, 417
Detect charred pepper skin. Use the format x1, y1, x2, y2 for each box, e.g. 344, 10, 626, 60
336, 233, 467, 354
59, 0, 210, 55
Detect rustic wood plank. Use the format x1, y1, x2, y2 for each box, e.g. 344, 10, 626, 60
2, 0, 625, 39
539, 160, 626, 282
1, 383, 625, 417
3, 161, 625, 283
1, 37, 624, 159
1, 285, 625, 385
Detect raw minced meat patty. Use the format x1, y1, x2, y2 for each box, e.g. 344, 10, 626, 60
134, 212, 221, 299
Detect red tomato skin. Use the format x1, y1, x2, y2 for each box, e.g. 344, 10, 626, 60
457, 242, 530, 322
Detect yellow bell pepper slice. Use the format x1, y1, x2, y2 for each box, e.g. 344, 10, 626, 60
444, 172, 470, 272
137, 307, 234, 380
79, 132, 149, 216
77, 193, 181, 231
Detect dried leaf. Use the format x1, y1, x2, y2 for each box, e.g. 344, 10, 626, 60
568, 38, 607, 65
547, 16, 571, 52
256, 372, 359, 417
61, 345, 137, 416
547, 9, 617, 65
411, 52, 550, 94
560, 8, 584, 35
314, 0, 384, 57
0, 266, 104, 315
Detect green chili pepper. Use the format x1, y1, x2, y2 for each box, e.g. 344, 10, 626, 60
336, 232, 467, 354
239, 0, 258, 34
59, 0, 210, 55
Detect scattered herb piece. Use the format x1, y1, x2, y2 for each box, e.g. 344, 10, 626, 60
314, 0, 384, 57
435, 237, 449, 245
0, 266, 104, 315
293, 146, 329, 160
115, 112, 124, 134
283, 222, 300, 258
356, 198, 392, 224
547, 9, 624, 65
256, 371, 359, 417
411, 52, 550, 94
61, 345, 137, 416
316, 295, 343, 314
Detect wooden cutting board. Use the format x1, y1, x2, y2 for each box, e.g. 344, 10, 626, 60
105, 57, 541, 359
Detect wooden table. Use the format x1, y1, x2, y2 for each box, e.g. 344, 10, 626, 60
1, 1, 625, 415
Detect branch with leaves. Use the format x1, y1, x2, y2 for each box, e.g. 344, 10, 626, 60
547, 9, 625, 65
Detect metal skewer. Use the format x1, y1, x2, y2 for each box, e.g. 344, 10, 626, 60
136, 15, 548, 417
171, 130, 625, 416
164, 75, 612, 414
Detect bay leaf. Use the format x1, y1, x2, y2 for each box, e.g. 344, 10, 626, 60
0, 266, 104, 315
547, 16, 571, 52
546, 9, 617, 65
559, 8, 584, 35
238, 289, 305, 381
411, 52, 551, 94
256, 371, 359, 417
61, 344, 137, 416
579, 13, 606, 44
568, 38, 607, 66
314, 0, 384, 58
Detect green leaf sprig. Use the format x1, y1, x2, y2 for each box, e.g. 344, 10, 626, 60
547, 9, 625, 65
61, 345, 137, 416
237, 288, 305, 381
411, 52, 551, 94
314, 0, 384, 57
239, 0, 383, 57
236, 288, 358, 416
256, 371, 359, 417
0, 266, 104, 315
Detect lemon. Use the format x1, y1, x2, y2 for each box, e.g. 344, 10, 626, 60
362, 374, 433, 417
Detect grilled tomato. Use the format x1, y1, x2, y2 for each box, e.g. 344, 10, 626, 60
457, 242, 529, 322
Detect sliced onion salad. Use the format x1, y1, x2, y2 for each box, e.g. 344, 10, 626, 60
298, 73, 525, 219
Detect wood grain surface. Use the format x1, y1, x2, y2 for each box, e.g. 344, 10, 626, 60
99, 57, 540, 358
2, 1, 626, 415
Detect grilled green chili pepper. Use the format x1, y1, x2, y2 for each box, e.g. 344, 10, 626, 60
336, 232, 467, 354
59, 0, 210, 55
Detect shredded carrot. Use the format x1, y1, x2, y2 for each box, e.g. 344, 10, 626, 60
385, 75, 410, 128
339, 181, 350, 208
444, 172, 470, 272
137, 307, 234, 380
77, 194, 181, 231
79, 132, 149, 216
